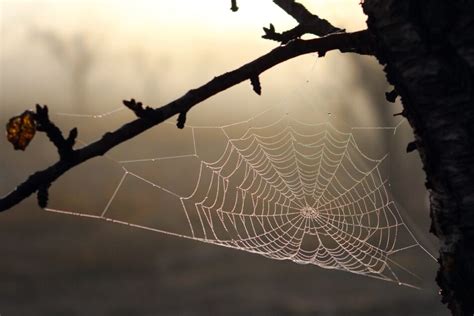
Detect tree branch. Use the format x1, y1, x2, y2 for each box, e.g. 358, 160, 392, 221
0, 29, 373, 212
264, 0, 344, 44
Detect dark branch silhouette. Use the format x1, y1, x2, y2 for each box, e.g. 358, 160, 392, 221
230, 0, 238, 12
263, 0, 344, 44
0, 29, 373, 212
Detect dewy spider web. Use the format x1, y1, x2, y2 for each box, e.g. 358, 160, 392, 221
44, 101, 435, 288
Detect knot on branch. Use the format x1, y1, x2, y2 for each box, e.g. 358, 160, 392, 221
37, 183, 51, 208
406, 141, 418, 153
262, 24, 286, 43
177, 111, 187, 129
318, 49, 328, 57
34, 104, 77, 159
386, 89, 399, 103
123, 99, 154, 118
250, 76, 262, 95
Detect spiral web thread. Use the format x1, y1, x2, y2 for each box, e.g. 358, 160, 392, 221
44, 106, 435, 288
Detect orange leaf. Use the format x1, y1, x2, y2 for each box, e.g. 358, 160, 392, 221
6, 110, 37, 150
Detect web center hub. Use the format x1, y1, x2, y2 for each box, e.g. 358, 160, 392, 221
300, 206, 319, 219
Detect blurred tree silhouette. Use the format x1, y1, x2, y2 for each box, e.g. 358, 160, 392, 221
2, 1, 473, 314
131, 49, 170, 105
31, 29, 98, 111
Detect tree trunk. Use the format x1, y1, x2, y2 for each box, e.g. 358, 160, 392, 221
362, 1, 474, 315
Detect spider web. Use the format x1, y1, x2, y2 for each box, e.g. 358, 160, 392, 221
44, 103, 435, 288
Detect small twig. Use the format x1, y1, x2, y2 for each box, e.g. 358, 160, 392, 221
34, 104, 77, 159
386, 89, 398, 103
177, 111, 187, 129
123, 99, 154, 118
37, 183, 51, 208
262, 24, 307, 44
393, 110, 406, 117
268, 0, 344, 42
273, 0, 341, 33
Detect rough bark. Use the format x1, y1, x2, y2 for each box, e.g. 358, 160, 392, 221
362, 1, 474, 315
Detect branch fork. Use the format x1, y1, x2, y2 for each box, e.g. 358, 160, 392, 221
34, 104, 77, 160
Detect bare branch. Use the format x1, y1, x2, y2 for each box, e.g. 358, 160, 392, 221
0, 30, 373, 212
271, 0, 344, 40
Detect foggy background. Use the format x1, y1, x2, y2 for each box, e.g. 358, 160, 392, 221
0, 1, 446, 315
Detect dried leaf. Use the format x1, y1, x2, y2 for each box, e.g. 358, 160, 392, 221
6, 110, 37, 150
